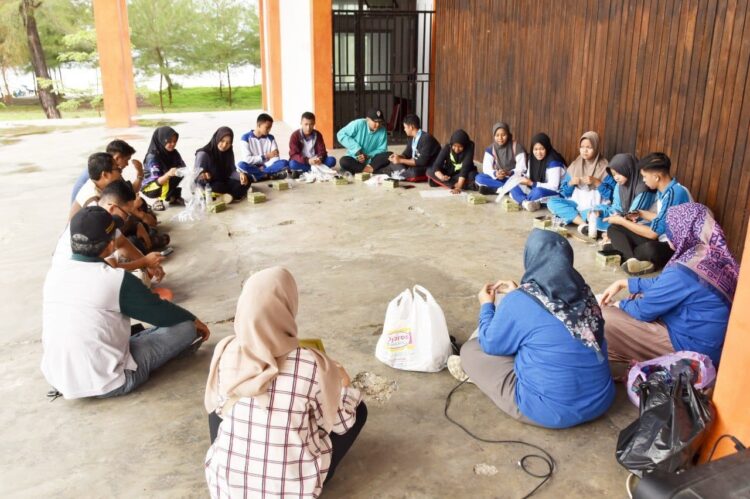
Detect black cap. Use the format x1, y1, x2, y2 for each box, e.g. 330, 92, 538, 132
366, 108, 386, 123
70, 206, 122, 245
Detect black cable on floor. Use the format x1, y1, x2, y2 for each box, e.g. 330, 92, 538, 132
444, 380, 556, 499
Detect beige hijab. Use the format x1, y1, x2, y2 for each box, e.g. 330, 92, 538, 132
566, 131, 608, 180
204, 267, 342, 432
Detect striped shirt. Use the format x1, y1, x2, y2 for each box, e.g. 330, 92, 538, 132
205, 348, 362, 498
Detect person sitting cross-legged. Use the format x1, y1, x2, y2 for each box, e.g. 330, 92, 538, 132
42, 206, 210, 399
288, 111, 337, 175
337, 108, 391, 175
379, 113, 441, 181
195, 126, 250, 202
204, 267, 367, 498
426, 129, 478, 193
236, 113, 290, 183
600, 203, 738, 369
451, 229, 615, 429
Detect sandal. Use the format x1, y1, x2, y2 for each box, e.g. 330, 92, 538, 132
152, 200, 166, 211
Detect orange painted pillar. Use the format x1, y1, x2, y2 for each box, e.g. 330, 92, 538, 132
258, 0, 268, 111
259, 0, 283, 119
92, 0, 136, 128
701, 222, 750, 461
310, 0, 334, 146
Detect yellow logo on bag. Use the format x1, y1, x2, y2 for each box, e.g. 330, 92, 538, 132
385, 327, 414, 352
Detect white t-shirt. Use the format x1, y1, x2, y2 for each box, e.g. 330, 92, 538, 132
74, 179, 101, 207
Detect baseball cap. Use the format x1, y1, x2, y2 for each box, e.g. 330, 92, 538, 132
366, 108, 386, 123
70, 206, 122, 246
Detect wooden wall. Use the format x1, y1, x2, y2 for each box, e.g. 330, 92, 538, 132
433, 0, 750, 258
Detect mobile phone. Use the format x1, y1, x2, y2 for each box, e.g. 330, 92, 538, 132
160, 247, 174, 257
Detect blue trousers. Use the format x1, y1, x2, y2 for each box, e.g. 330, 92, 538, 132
71, 168, 89, 203
510, 185, 559, 204
99, 320, 199, 397
237, 159, 289, 180
548, 198, 611, 230
474, 173, 510, 191
288, 156, 336, 172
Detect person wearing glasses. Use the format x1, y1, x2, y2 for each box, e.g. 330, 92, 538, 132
69, 152, 123, 220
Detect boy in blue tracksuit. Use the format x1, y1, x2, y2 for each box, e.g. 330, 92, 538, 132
236, 113, 289, 182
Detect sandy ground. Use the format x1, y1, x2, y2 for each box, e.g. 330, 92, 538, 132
0, 110, 637, 498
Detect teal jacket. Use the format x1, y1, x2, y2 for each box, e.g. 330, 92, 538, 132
336, 118, 388, 158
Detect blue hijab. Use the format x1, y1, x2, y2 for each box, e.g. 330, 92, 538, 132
519, 229, 605, 355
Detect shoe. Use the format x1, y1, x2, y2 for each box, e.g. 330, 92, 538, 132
522, 199, 541, 211
477, 185, 497, 195
621, 258, 654, 275
577, 223, 589, 236
290, 170, 302, 179
221, 193, 234, 204
447, 355, 473, 383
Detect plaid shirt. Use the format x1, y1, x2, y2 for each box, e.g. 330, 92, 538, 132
205, 348, 362, 498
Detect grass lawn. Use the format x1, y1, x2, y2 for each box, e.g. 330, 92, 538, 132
0, 86, 262, 121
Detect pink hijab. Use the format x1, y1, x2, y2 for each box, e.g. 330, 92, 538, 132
204, 267, 342, 431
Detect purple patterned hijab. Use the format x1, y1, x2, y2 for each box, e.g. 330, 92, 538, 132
665, 203, 739, 302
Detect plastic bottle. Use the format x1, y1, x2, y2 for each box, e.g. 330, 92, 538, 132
588, 211, 598, 238
205, 184, 213, 208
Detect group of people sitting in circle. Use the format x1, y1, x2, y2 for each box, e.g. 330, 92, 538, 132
41, 107, 741, 498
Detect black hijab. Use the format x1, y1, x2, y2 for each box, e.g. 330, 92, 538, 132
449, 129, 472, 162
196, 126, 235, 180
606, 153, 650, 212
145, 126, 183, 168
527, 133, 566, 183
519, 229, 605, 355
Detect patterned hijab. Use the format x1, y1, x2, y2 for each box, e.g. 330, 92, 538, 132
606, 153, 651, 212
204, 267, 342, 431
665, 203, 739, 302
519, 229, 605, 356
566, 131, 608, 182
491, 122, 526, 172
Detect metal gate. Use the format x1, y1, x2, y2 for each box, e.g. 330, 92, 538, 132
333, 7, 434, 144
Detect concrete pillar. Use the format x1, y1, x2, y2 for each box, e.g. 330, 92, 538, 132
310, 0, 334, 146
701, 221, 750, 461
259, 0, 283, 119
92, 0, 136, 128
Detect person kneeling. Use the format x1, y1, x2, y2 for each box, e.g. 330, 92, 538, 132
427, 129, 477, 194
455, 229, 615, 428
204, 267, 366, 498
42, 207, 210, 399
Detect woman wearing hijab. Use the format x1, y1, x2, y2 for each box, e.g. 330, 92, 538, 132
195, 126, 249, 202
204, 267, 367, 498
427, 129, 478, 194
547, 131, 612, 227
600, 203, 738, 368
141, 126, 187, 211
475, 122, 527, 194
508, 132, 567, 211
586, 153, 656, 235
452, 230, 615, 429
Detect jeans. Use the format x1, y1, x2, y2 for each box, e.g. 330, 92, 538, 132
236, 159, 289, 181
289, 156, 336, 172
99, 320, 198, 397
71, 167, 90, 203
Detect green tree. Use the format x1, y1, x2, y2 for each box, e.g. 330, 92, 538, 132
128, 0, 195, 107
190, 0, 259, 105
0, 3, 26, 103
18, 0, 60, 118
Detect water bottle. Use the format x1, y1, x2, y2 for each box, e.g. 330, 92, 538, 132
588, 211, 598, 238
205, 184, 213, 208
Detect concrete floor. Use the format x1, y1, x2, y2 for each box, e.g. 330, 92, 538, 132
0, 111, 637, 498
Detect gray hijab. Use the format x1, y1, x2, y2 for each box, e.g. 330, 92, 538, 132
491, 122, 526, 172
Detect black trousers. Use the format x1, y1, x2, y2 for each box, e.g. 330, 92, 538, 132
426, 167, 477, 190
340, 152, 392, 174
199, 177, 250, 199
208, 402, 368, 484
607, 224, 674, 269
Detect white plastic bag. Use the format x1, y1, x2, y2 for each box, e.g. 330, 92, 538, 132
172, 164, 206, 222
375, 285, 452, 372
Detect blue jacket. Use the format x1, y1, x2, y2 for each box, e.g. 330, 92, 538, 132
650, 179, 692, 236
478, 291, 615, 428
620, 265, 730, 366
594, 176, 656, 218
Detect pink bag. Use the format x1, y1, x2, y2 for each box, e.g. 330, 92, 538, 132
626, 351, 716, 407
